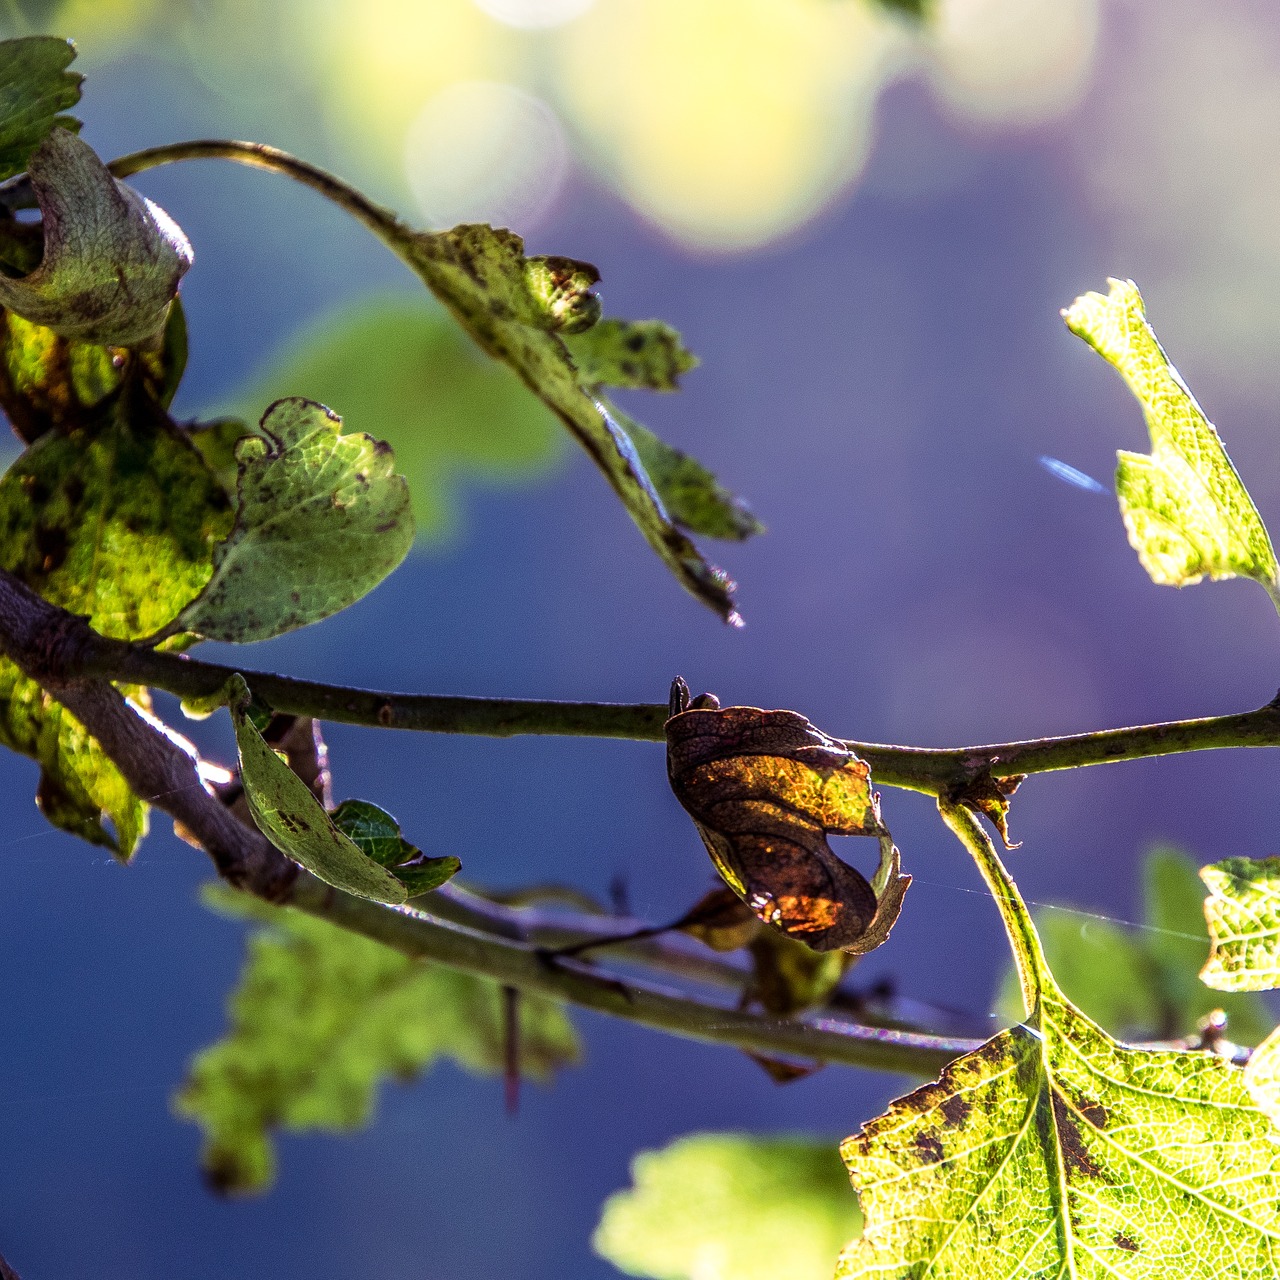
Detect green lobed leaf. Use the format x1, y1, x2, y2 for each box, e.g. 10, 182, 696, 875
171, 397, 413, 643
0, 378, 232, 853
232, 296, 562, 540
0, 36, 81, 183
565, 318, 699, 392
397, 223, 740, 622
0, 130, 192, 347
595, 1133, 862, 1280
176, 885, 580, 1194
330, 798, 460, 895
229, 684, 410, 904
840, 810, 1280, 1280
1200, 856, 1280, 993
1063, 278, 1280, 604
993, 845, 1270, 1043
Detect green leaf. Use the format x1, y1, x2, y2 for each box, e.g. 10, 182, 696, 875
231, 296, 561, 540
1063, 278, 1280, 605
176, 885, 580, 1194
397, 224, 740, 622
330, 798, 460, 895
0, 297, 188, 444
171, 397, 414, 643
0, 381, 233, 854
595, 1133, 861, 1280
606, 400, 763, 541
0, 36, 81, 183
840, 805, 1280, 1279
1200, 856, 1280, 992
565, 318, 698, 392
992, 845, 1271, 1043
229, 685, 410, 904
0, 130, 192, 347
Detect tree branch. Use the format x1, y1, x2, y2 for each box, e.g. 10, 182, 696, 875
0, 572, 971, 1075
9, 569, 1280, 794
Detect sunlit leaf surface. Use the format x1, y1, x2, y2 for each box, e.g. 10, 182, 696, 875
566, 318, 698, 392
595, 1133, 862, 1280
173, 397, 413, 643
666, 697, 908, 952
0, 36, 81, 182
0, 357, 232, 853
1200, 856, 1280, 993
842, 812, 1280, 1279
1064, 278, 1280, 606
176, 886, 579, 1194
994, 845, 1270, 1043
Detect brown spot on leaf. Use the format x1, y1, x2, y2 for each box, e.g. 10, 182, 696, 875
1052, 1092, 1103, 1179
914, 1130, 944, 1164
1114, 1234, 1139, 1253
940, 1093, 972, 1126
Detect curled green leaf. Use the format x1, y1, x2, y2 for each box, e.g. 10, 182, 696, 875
0, 36, 81, 182
523, 254, 602, 334
170, 397, 413, 643
330, 798, 460, 895
1064, 278, 1280, 608
229, 678, 409, 904
0, 130, 192, 347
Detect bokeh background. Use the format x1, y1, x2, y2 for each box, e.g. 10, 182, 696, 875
2, 0, 1280, 1276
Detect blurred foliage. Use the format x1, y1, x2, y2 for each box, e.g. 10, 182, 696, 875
595, 1132, 862, 1280
2, 0, 1101, 251
235, 296, 562, 542
993, 845, 1271, 1045
177, 885, 580, 1194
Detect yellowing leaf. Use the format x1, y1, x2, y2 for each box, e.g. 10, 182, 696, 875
0, 36, 81, 183
0, 377, 232, 854
1200, 856, 1280, 993
1063, 278, 1280, 605
171, 397, 414, 643
666, 691, 909, 953
176, 886, 579, 1194
595, 1133, 862, 1280
839, 803, 1280, 1279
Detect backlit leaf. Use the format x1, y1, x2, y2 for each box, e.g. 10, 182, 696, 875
840, 804, 1280, 1280
232, 296, 561, 540
0, 130, 192, 347
1200, 856, 1280, 993
595, 1133, 861, 1280
0, 36, 81, 182
566, 318, 698, 392
171, 397, 413, 643
397, 223, 739, 622
0, 378, 232, 854
229, 684, 410, 904
993, 845, 1270, 1043
176, 885, 579, 1194
1063, 278, 1280, 606
665, 688, 909, 953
